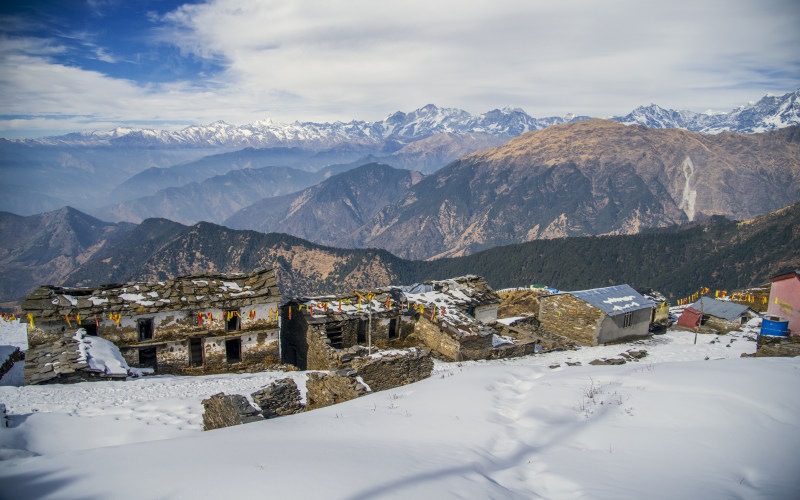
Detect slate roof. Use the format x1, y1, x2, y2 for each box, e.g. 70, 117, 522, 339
688, 296, 750, 322
22, 268, 280, 320
290, 275, 501, 341
568, 284, 656, 314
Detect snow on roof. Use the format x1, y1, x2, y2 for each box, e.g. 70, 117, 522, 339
291, 275, 500, 341
22, 268, 279, 320
688, 297, 750, 322
568, 285, 656, 314
74, 329, 130, 377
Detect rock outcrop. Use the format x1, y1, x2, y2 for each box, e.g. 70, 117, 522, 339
201, 393, 263, 431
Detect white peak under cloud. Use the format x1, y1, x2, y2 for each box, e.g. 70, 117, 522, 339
15, 89, 800, 148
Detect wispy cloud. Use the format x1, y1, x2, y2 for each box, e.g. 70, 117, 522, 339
1, 0, 799, 137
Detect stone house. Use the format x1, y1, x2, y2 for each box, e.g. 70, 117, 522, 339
22, 268, 281, 377
766, 271, 799, 335
279, 275, 534, 367
538, 284, 656, 346
676, 296, 751, 332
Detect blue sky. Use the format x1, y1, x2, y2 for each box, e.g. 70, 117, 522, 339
1, 0, 799, 138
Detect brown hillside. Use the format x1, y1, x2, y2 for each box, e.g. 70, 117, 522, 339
341, 120, 800, 259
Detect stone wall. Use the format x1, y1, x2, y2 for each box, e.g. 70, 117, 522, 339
753, 335, 800, 357
350, 349, 433, 392
201, 393, 263, 430
306, 325, 338, 371
24, 332, 127, 385
703, 316, 746, 334
0, 347, 23, 381
411, 317, 463, 360
539, 294, 603, 346
251, 378, 305, 418
305, 369, 370, 410
118, 333, 279, 375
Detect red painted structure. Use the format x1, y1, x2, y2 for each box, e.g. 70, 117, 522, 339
677, 307, 702, 329
767, 271, 800, 336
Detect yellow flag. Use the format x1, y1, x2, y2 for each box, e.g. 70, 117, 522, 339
27, 313, 34, 328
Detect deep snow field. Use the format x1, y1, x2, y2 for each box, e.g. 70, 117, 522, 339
1, 317, 799, 499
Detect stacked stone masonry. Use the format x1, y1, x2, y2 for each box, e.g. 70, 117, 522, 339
22, 268, 281, 377
23, 332, 127, 385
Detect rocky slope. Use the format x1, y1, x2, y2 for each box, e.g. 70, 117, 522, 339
224, 164, 423, 245
59, 200, 800, 301
377, 132, 511, 174
0, 207, 134, 302
95, 165, 324, 225
62, 220, 410, 297
340, 120, 800, 259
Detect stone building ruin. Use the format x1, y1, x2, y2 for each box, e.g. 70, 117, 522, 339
279, 275, 545, 368
21, 268, 281, 382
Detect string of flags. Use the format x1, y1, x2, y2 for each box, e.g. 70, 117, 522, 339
43, 309, 276, 329
24, 297, 452, 329
674, 287, 768, 307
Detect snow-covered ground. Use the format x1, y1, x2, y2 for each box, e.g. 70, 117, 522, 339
1, 317, 799, 499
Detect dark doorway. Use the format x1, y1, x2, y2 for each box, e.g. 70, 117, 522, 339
225, 338, 241, 363
326, 324, 344, 349
138, 318, 154, 341
139, 347, 157, 370
225, 310, 240, 332
388, 318, 398, 339
357, 319, 367, 344
284, 346, 298, 367
189, 338, 203, 367
83, 324, 98, 336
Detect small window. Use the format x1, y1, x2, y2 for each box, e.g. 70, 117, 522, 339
225, 338, 241, 363
138, 318, 154, 341
388, 318, 398, 339
139, 347, 157, 370
622, 311, 633, 328
83, 324, 98, 336
225, 310, 240, 332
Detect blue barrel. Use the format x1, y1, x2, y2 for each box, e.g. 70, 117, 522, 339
761, 318, 790, 337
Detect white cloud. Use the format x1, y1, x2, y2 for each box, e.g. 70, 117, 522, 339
1, 0, 799, 137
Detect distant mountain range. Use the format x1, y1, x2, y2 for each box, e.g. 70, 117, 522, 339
2, 89, 798, 218
224, 164, 423, 245
12, 89, 800, 148
0, 207, 134, 304
220, 120, 797, 260
2, 199, 797, 304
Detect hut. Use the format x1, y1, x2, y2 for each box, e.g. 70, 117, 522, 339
279, 275, 534, 366
538, 285, 655, 346
676, 296, 751, 332
22, 268, 281, 380
765, 271, 799, 336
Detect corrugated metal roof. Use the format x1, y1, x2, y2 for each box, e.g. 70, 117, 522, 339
569, 284, 655, 314
688, 296, 749, 321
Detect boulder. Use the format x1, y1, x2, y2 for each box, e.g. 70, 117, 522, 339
201, 393, 262, 431
251, 378, 305, 419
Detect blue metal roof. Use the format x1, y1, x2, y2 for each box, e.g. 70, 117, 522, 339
569, 284, 655, 315
688, 296, 749, 322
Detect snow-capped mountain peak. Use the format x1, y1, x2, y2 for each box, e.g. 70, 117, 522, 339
15, 88, 800, 148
